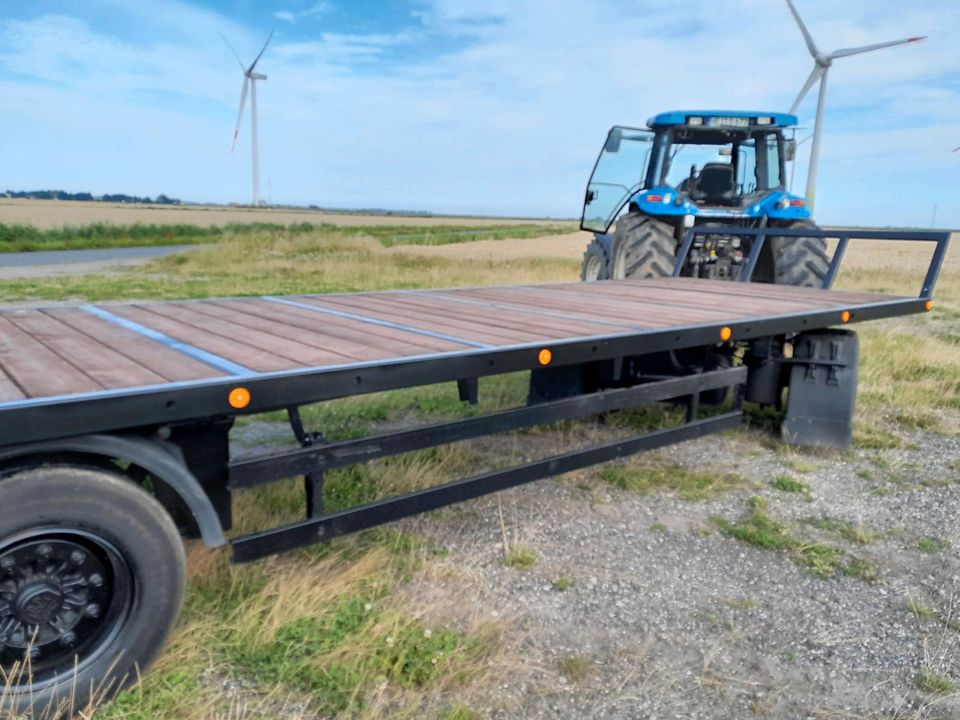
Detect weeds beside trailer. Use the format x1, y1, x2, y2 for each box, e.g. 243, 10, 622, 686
0, 228, 948, 714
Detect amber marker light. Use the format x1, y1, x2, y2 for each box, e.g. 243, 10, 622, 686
719, 326, 733, 342
924, 300, 934, 312
841, 310, 851, 323
538, 348, 553, 366
228, 387, 251, 409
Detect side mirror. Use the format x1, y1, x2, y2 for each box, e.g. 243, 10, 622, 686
718, 147, 733, 157
585, 189, 597, 204
604, 128, 622, 154
784, 139, 797, 162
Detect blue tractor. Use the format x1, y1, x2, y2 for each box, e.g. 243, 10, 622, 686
580, 110, 829, 286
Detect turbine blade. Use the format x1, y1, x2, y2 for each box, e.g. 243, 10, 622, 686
789, 65, 824, 114
218, 32, 245, 72
247, 30, 274, 74
231, 77, 249, 153
785, 0, 820, 58
830, 36, 926, 59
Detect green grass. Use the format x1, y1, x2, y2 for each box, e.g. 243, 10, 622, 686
712, 497, 848, 578
917, 536, 950, 554
599, 461, 746, 500
770, 475, 811, 495
556, 654, 593, 682
0, 228, 580, 304
0, 221, 568, 253
802, 516, 876, 545
503, 545, 537, 570
917, 668, 959, 695
551, 576, 572, 592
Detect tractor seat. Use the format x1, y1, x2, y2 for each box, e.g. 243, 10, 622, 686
690, 163, 736, 204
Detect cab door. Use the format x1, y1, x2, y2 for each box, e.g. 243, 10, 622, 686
580, 127, 653, 233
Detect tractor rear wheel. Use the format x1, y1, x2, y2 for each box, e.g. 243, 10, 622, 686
762, 219, 830, 287
611, 213, 676, 279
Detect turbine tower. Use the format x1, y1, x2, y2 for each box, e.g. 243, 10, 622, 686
785, 0, 924, 213
222, 31, 273, 206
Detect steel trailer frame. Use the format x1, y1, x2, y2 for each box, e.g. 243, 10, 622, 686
0, 228, 949, 560
0, 226, 949, 713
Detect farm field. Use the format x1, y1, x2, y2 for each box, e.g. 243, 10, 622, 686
0, 217, 958, 719
0, 198, 570, 231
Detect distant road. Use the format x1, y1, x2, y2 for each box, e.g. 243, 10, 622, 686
0, 245, 199, 267
0, 244, 203, 280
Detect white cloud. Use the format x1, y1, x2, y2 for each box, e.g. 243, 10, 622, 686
0, 0, 957, 226
272, 2, 332, 25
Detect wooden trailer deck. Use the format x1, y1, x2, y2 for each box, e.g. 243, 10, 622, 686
0, 277, 907, 407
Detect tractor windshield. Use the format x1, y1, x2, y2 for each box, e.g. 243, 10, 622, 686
660, 130, 783, 204
581, 127, 653, 232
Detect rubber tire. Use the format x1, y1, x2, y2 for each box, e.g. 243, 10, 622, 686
611, 213, 676, 279
766, 219, 830, 287
580, 237, 612, 281
0, 466, 186, 717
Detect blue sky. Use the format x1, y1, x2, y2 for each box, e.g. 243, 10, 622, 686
1, 0, 958, 227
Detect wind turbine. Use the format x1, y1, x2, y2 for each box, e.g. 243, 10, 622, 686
221, 31, 273, 206
785, 0, 925, 213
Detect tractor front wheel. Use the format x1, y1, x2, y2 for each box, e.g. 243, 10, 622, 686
580, 237, 612, 281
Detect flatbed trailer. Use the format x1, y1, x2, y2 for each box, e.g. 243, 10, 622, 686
0, 227, 948, 714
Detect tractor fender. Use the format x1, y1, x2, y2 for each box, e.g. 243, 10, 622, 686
0, 433, 226, 547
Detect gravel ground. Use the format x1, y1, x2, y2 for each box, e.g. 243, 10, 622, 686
234, 412, 960, 719
391, 423, 960, 720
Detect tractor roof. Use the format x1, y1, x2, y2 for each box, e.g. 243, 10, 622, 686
648, 110, 798, 129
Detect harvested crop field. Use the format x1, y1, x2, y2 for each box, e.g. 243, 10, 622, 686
0, 216, 957, 719
0, 198, 568, 230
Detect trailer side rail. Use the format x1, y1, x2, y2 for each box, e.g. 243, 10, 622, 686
673, 227, 950, 298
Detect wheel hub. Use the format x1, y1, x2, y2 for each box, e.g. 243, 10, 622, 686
14, 582, 65, 626
0, 537, 111, 666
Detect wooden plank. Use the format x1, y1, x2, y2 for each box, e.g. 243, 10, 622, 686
0, 315, 101, 398
5, 311, 165, 389
239, 299, 463, 354
499, 281, 826, 316
0, 365, 24, 402
207, 300, 454, 360
302, 295, 550, 345
355, 292, 607, 338
635, 277, 896, 304
458, 286, 739, 327
143, 302, 355, 366
45, 308, 224, 382
416, 290, 637, 330
108, 305, 299, 373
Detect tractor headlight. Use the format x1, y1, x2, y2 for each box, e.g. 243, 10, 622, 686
777, 197, 790, 209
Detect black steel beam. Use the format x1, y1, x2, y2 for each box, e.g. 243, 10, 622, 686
0, 296, 930, 449
229, 367, 747, 488
230, 411, 742, 563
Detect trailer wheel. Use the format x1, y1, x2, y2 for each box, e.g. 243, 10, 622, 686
580, 237, 612, 281
763, 219, 830, 287
0, 466, 186, 716
611, 213, 676, 279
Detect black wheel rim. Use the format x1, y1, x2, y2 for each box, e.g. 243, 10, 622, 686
0, 529, 134, 689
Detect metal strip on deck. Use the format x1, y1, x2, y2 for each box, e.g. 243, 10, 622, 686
80, 305, 255, 377
262, 295, 494, 349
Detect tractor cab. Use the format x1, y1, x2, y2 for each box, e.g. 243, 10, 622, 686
581, 111, 809, 234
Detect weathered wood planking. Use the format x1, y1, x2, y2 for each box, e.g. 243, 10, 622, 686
0, 278, 902, 403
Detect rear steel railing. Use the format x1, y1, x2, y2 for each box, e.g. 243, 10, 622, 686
673, 226, 951, 298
